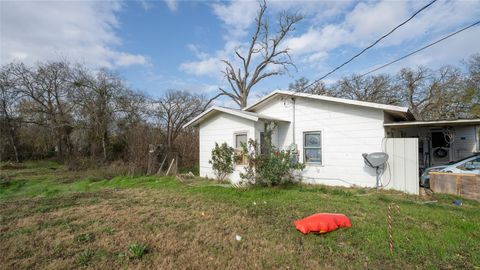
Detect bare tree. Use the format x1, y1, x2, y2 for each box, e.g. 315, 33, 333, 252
288, 76, 329, 95
156, 90, 210, 151
10, 61, 75, 158
397, 66, 466, 120
219, 1, 303, 108
71, 67, 126, 161
332, 74, 401, 105
465, 54, 480, 117
1, 60, 208, 171
0, 66, 21, 162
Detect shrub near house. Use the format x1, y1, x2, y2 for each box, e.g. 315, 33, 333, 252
239, 139, 304, 186
210, 124, 305, 186
209, 142, 236, 181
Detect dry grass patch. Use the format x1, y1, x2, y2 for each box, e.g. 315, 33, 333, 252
1, 162, 479, 269
0, 189, 301, 269
0, 188, 386, 269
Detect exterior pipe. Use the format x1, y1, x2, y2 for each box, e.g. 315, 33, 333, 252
292, 97, 296, 146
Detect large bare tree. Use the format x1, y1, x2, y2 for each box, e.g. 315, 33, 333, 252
397, 66, 467, 120
332, 74, 402, 105
10, 61, 75, 158
465, 54, 480, 117
156, 90, 211, 151
0, 66, 21, 162
288, 76, 329, 95
219, 1, 303, 108
72, 67, 125, 161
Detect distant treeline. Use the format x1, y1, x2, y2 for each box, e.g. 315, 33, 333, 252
289, 54, 480, 121
0, 61, 211, 172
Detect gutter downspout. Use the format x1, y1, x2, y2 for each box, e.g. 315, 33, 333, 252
292, 97, 296, 146
476, 125, 480, 152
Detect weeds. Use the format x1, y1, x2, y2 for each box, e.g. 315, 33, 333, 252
128, 243, 148, 259
102, 227, 115, 235
76, 250, 95, 266
74, 233, 94, 243
1, 161, 479, 269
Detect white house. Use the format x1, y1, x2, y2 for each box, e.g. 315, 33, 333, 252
184, 90, 480, 191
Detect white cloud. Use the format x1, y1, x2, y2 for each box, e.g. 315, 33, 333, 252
180, 39, 245, 78
114, 52, 149, 67
153, 74, 220, 94
283, 1, 409, 59
139, 0, 152, 11
366, 26, 480, 75
0, 0, 148, 68
285, 25, 350, 56
186, 44, 208, 60
345, 1, 409, 45
212, 0, 260, 38
180, 57, 222, 77
283, 0, 480, 69
182, 0, 354, 79
304, 52, 328, 64
164, 0, 178, 12
344, 0, 480, 47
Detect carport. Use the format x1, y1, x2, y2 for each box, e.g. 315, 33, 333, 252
384, 119, 480, 170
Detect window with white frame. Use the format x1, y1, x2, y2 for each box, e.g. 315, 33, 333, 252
235, 133, 248, 165
235, 133, 247, 149
303, 131, 322, 164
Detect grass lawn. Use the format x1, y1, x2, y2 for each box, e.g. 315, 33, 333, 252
1, 161, 479, 269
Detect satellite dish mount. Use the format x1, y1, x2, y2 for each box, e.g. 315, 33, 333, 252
362, 152, 389, 190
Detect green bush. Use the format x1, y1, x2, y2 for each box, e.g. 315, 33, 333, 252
209, 142, 236, 181
239, 138, 304, 187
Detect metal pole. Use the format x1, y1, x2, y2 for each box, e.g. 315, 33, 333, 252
292, 97, 296, 146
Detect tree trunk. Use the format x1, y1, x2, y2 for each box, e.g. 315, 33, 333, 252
56, 132, 64, 159
8, 133, 19, 163
5, 116, 20, 162
240, 97, 247, 109
102, 131, 107, 161
147, 144, 160, 175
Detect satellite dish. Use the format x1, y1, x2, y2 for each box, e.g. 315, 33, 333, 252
362, 152, 389, 168
362, 152, 389, 190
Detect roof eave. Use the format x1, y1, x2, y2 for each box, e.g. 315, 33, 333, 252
384, 118, 480, 127
183, 106, 260, 129
243, 90, 282, 111
245, 90, 411, 115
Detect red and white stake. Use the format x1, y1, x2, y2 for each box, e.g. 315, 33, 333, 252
388, 203, 400, 255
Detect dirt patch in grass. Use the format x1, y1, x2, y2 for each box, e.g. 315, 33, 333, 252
0, 162, 26, 170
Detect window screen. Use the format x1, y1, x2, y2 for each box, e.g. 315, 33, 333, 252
260, 132, 270, 155
235, 133, 247, 149
304, 132, 322, 164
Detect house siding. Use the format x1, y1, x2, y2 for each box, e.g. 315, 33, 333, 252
199, 112, 255, 183
253, 95, 385, 187
453, 126, 478, 160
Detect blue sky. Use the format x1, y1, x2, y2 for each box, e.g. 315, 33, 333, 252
1, 0, 480, 107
